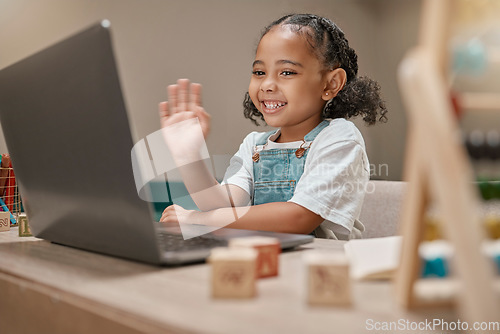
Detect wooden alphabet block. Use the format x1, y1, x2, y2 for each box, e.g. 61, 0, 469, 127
18, 214, 32, 237
208, 247, 258, 299
0, 211, 10, 232
304, 252, 352, 307
229, 236, 281, 278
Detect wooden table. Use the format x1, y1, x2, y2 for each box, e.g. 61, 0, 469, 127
0, 228, 460, 334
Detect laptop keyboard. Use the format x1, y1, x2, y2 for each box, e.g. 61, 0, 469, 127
157, 232, 228, 251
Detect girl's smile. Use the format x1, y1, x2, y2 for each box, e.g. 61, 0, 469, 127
260, 99, 288, 114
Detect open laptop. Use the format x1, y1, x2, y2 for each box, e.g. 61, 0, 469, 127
0, 20, 313, 265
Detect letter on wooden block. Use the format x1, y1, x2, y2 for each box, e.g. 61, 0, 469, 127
0, 212, 10, 232
18, 214, 32, 237
229, 236, 280, 278
304, 252, 352, 307
208, 247, 258, 299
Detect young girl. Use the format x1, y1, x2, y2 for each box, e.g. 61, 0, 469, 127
159, 14, 387, 239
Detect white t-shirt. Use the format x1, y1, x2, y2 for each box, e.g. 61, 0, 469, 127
223, 118, 369, 239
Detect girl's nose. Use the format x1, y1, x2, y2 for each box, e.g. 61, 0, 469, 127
260, 76, 276, 92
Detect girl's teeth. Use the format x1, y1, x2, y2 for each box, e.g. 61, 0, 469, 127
264, 102, 285, 109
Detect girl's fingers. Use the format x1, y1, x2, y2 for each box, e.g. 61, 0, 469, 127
162, 204, 177, 214
177, 79, 190, 112
159, 101, 169, 117
168, 85, 178, 113
195, 106, 210, 120
190, 83, 202, 109
160, 206, 175, 223
160, 213, 171, 223
194, 106, 211, 137
166, 79, 201, 115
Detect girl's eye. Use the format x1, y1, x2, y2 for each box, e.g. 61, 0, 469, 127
281, 71, 297, 76
252, 70, 265, 76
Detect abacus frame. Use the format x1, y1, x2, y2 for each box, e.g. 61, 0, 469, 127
394, 0, 500, 325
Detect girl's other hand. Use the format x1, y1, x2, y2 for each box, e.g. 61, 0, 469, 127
159, 78, 211, 139
160, 204, 199, 225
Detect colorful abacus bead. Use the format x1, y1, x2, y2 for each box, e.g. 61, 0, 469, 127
484, 215, 500, 240
422, 257, 449, 278
481, 240, 500, 275
423, 216, 442, 241
419, 241, 453, 278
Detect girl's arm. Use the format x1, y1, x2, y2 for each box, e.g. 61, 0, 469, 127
161, 202, 324, 235
172, 158, 251, 210
159, 79, 250, 210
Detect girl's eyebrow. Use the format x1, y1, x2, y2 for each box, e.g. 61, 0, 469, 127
276, 59, 303, 67
252, 59, 304, 67
252, 60, 264, 67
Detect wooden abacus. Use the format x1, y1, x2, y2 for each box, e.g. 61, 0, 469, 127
394, 0, 500, 325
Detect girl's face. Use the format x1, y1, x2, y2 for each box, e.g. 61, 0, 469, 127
249, 26, 329, 141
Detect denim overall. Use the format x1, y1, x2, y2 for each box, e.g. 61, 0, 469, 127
252, 120, 330, 206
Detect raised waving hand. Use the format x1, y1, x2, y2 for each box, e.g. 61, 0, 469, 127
159, 78, 211, 139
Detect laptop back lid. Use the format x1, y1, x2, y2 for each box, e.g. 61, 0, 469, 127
0, 21, 163, 264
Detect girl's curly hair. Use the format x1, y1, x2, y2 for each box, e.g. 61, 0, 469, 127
243, 14, 388, 126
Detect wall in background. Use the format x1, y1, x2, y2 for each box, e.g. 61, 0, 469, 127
0, 0, 423, 180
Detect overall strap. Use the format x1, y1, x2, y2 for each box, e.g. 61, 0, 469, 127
255, 130, 277, 146
304, 120, 330, 142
